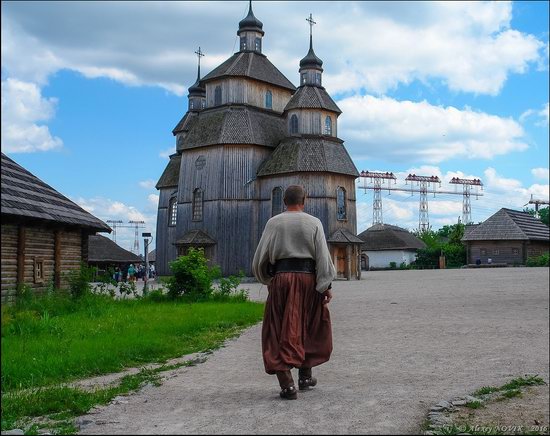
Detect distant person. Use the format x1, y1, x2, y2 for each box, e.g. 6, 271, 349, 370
252, 185, 336, 400
127, 264, 136, 282
150, 264, 156, 279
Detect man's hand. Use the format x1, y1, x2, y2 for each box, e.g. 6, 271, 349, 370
322, 288, 332, 305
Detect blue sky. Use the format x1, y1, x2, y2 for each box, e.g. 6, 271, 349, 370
2, 1, 548, 252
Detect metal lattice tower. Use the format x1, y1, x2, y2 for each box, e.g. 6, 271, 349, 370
106, 220, 123, 243
526, 194, 550, 218
449, 178, 483, 224
128, 220, 145, 254
358, 171, 397, 225
405, 174, 441, 232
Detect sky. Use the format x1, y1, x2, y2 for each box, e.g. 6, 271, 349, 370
2, 1, 549, 254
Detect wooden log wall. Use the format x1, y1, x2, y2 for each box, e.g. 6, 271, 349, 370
1, 224, 18, 303
156, 187, 180, 276
205, 78, 292, 113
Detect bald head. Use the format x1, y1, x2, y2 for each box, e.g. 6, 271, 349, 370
284, 185, 306, 206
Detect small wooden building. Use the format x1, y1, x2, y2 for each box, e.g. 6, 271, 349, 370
358, 224, 426, 270
1, 153, 111, 303
462, 208, 549, 265
88, 234, 141, 272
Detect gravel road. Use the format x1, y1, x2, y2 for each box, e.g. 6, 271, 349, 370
78, 267, 549, 435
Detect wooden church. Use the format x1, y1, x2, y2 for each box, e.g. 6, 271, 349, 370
156, 2, 363, 280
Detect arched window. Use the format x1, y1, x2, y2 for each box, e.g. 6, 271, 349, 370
255, 37, 262, 52
265, 90, 272, 109
324, 116, 332, 135
240, 36, 247, 51
192, 189, 203, 221
337, 187, 346, 220
189, 100, 194, 110
201, 99, 206, 109
214, 86, 222, 106
301, 73, 307, 85
169, 197, 177, 226
271, 187, 283, 216
290, 114, 299, 134
315, 72, 322, 85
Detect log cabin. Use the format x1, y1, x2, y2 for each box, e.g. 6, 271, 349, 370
1, 153, 111, 303
156, 3, 362, 279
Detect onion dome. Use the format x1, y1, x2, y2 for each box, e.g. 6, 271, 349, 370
238, 1, 264, 36
300, 35, 323, 70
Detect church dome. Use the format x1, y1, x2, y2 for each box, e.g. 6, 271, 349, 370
188, 78, 205, 96
300, 44, 323, 69
238, 2, 264, 35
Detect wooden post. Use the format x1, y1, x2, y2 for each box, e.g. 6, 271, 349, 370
16, 226, 26, 290
54, 230, 61, 289
346, 244, 352, 280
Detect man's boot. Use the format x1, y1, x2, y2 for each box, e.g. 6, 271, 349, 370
298, 367, 317, 390
276, 370, 297, 400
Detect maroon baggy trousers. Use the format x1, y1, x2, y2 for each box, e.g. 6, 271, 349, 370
262, 272, 332, 374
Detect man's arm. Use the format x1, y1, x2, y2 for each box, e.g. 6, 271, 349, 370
314, 221, 336, 293
252, 220, 273, 285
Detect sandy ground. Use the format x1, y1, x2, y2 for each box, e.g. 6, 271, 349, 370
78, 267, 549, 435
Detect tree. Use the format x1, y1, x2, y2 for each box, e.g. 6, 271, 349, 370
524, 207, 549, 227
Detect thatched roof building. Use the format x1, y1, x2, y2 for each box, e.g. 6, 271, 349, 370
88, 235, 141, 266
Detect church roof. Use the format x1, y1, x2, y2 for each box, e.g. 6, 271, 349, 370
175, 229, 217, 246
156, 154, 181, 189
327, 228, 364, 244
462, 208, 549, 241
1, 153, 111, 232
238, 1, 264, 35
257, 136, 359, 177
177, 106, 287, 150
358, 224, 427, 251
284, 85, 341, 114
88, 234, 142, 264
201, 51, 295, 91
173, 112, 197, 135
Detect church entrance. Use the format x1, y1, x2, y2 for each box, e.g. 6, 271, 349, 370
335, 246, 347, 278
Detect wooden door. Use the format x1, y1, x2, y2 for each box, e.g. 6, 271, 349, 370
336, 246, 346, 278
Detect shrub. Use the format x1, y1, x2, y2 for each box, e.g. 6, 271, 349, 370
145, 289, 167, 302
441, 244, 467, 267
399, 262, 408, 270
212, 272, 249, 302
167, 248, 221, 300
67, 263, 96, 299
389, 262, 397, 269
526, 253, 549, 267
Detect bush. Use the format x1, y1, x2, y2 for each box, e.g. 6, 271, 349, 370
212, 272, 249, 302
167, 248, 221, 300
526, 253, 549, 267
399, 262, 408, 270
67, 263, 96, 299
389, 262, 397, 269
441, 244, 467, 267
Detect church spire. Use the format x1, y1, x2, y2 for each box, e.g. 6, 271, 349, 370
299, 13, 323, 86
188, 47, 206, 112
238, 1, 264, 53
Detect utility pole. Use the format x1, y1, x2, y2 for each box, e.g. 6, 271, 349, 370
449, 177, 483, 224
527, 194, 550, 218
142, 232, 153, 294
106, 220, 123, 243
405, 174, 441, 232
128, 220, 145, 255
358, 171, 397, 225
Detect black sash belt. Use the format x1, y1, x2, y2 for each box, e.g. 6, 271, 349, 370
271, 258, 316, 275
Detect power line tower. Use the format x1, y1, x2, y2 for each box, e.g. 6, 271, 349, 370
449, 178, 483, 224
405, 174, 441, 232
128, 220, 145, 254
526, 194, 550, 218
358, 171, 397, 225
106, 220, 124, 243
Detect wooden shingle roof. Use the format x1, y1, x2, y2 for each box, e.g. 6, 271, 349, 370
462, 208, 549, 241
257, 136, 359, 177
179, 106, 287, 150
327, 228, 363, 244
88, 235, 141, 263
201, 51, 296, 91
175, 229, 216, 246
156, 154, 181, 189
1, 153, 110, 232
284, 86, 341, 114
358, 224, 426, 251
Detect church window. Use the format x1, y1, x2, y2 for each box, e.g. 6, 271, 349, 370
192, 188, 203, 221
290, 114, 299, 134
271, 187, 283, 216
301, 73, 307, 85
214, 86, 222, 106
189, 100, 194, 110
240, 36, 247, 51
315, 72, 322, 85
324, 116, 332, 135
255, 37, 262, 52
265, 90, 272, 109
201, 99, 206, 109
337, 187, 346, 220
169, 197, 177, 226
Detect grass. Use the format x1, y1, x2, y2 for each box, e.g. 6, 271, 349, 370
1, 292, 264, 431
465, 400, 484, 409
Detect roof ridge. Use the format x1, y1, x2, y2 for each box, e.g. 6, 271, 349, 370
501, 209, 529, 238
227, 52, 245, 75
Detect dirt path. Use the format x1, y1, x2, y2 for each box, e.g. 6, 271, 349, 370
78, 268, 549, 435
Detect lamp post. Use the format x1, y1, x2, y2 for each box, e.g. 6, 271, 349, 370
142, 232, 152, 295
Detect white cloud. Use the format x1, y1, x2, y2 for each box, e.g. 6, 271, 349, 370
139, 179, 157, 190
1, 1, 545, 97
338, 95, 527, 163
74, 196, 157, 253
520, 102, 549, 127
531, 168, 550, 183
148, 194, 160, 209
1, 78, 63, 153
159, 147, 174, 159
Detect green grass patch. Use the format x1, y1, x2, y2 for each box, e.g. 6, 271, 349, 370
473, 386, 501, 397
501, 375, 545, 391
2, 293, 264, 392
465, 400, 484, 409
500, 389, 522, 400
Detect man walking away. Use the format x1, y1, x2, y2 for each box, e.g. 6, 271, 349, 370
252, 185, 336, 400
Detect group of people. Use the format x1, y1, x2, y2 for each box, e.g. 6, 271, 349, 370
113, 263, 156, 282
